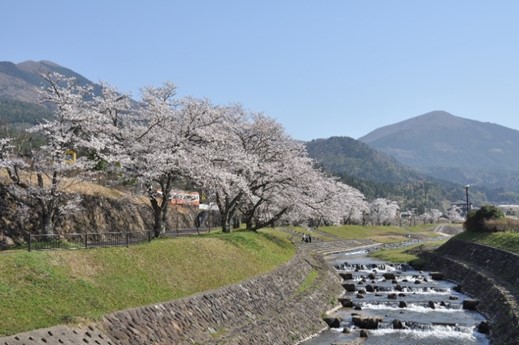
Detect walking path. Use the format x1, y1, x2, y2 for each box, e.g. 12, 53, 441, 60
298, 238, 378, 256
280, 227, 378, 256
433, 224, 464, 236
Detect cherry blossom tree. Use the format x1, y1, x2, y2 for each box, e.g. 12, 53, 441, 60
199, 110, 370, 232
446, 205, 465, 223
85, 81, 226, 238
31, 74, 228, 238
369, 198, 400, 226
197, 111, 321, 232
235, 114, 311, 230
334, 181, 369, 225
196, 105, 250, 233
276, 165, 366, 228
130, 90, 225, 237
420, 208, 443, 224
0, 73, 97, 235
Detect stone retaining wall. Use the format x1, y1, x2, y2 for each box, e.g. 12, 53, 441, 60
0, 252, 342, 345
435, 239, 519, 287
423, 239, 519, 345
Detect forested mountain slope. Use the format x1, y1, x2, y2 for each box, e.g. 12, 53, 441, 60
305, 136, 478, 211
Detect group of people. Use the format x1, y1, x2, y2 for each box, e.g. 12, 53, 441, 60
301, 233, 312, 243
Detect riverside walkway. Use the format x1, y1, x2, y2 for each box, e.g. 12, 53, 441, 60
280, 227, 378, 256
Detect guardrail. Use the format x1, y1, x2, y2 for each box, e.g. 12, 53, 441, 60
28, 231, 152, 251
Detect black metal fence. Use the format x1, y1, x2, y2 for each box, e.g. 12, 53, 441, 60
28, 231, 152, 251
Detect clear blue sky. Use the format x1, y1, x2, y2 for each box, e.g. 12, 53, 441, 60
2, 1, 519, 140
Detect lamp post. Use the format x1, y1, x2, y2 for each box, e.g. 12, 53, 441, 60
465, 185, 470, 216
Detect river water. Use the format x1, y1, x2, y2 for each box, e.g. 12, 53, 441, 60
302, 250, 490, 345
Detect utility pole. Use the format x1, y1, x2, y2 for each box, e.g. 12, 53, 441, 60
465, 185, 470, 216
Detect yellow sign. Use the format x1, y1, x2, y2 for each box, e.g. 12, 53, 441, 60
65, 149, 76, 164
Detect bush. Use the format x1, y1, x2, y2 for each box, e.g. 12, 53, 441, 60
464, 205, 505, 232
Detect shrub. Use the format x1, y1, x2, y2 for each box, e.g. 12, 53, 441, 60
464, 205, 505, 232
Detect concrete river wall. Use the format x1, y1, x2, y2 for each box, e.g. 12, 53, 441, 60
423, 239, 519, 345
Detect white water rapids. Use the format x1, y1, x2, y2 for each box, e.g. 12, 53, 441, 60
301, 250, 490, 345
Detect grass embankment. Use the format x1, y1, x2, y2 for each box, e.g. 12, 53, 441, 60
370, 230, 519, 269
318, 224, 440, 243
357, 224, 452, 266
369, 240, 447, 267
292, 224, 447, 267
454, 230, 519, 255
0, 229, 294, 336
369, 228, 519, 266
282, 224, 441, 244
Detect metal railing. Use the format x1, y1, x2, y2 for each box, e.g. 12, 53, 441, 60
28, 231, 152, 251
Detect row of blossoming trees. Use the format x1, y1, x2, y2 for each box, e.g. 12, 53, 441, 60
0, 73, 404, 238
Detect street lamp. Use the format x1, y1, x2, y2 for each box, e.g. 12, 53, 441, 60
465, 185, 470, 216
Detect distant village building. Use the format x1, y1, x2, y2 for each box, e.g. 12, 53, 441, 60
399, 209, 413, 218
399, 209, 416, 226
451, 200, 472, 217
497, 205, 519, 219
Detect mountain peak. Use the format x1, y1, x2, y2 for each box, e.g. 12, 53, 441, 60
358, 110, 519, 196
359, 111, 469, 143
412, 110, 465, 126
420, 110, 453, 117
0, 59, 98, 106
16, 60, 67, 75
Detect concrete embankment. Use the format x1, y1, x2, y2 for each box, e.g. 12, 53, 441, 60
422, 239, 519, 345
0, 251, 342, 345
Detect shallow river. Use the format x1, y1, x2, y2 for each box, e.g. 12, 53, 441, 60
302, 250, 490, 345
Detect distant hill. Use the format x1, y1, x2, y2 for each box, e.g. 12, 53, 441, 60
306, 136, 423, 184
359, 111, 519, 203
305, 136, 476, 211
0, 60, 100, 126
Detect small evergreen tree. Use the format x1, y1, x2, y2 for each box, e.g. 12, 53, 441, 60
464, 205, 504, 232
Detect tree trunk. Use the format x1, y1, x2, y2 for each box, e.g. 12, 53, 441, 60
41, 209, 54, 235
221, 208, 238, 233
222, 220, 232, 233
161, 200, 169, 233
147, 174, 174, 238
233, 216, 241, 229
248, 208, 288, 232
150, 197, 170, 238
216, 192, 242, 233
152, 200, 163, 238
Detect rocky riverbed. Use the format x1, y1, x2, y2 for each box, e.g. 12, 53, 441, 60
302, 250, 490, 345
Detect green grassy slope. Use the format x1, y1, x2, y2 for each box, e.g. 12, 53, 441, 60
0, 230, 294, 336
318, 224, 440, 243
454, 230, 519, 255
